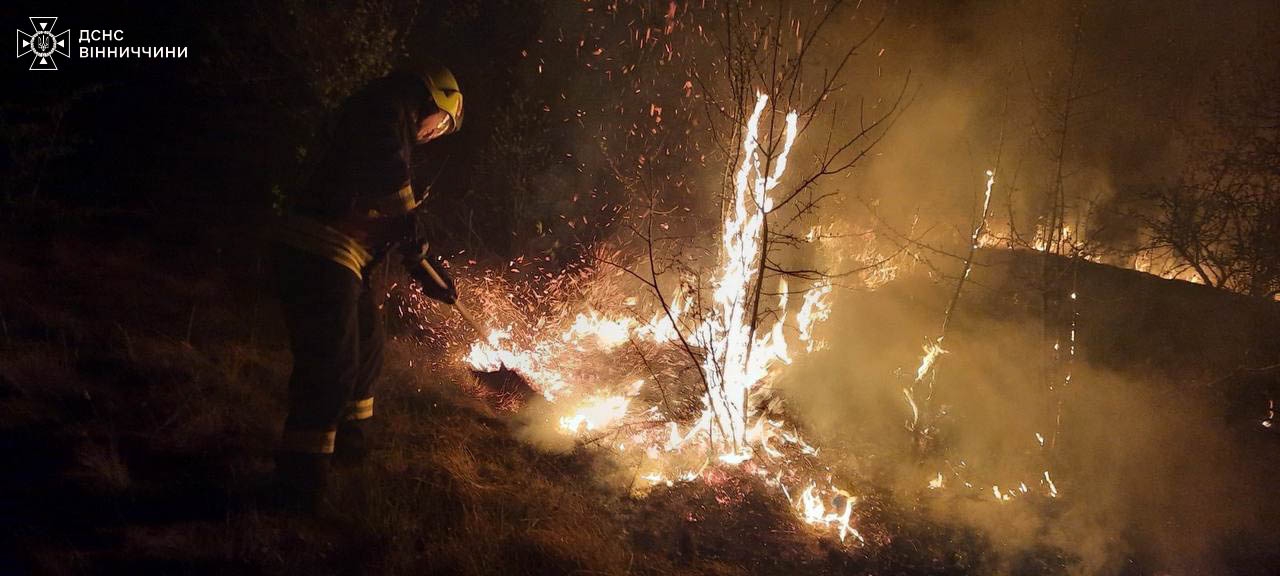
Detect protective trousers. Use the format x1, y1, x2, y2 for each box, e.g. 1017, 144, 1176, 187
275, 245, 384, 458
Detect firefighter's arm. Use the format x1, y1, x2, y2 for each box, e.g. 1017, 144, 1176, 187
401, 240, 457, 305
341, 87, 419, 221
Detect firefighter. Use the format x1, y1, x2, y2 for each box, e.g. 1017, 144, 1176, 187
271, 61, 463, 510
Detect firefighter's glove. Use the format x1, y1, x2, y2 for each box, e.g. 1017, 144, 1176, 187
403, 242, 457, 305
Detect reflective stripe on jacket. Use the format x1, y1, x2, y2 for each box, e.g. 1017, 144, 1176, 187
290, 72, 429, 252
275, 215, 373, 280
360, 184, 419, 219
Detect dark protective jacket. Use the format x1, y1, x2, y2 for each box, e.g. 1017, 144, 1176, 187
271, 72, 430, 458
277, 72, 431, 280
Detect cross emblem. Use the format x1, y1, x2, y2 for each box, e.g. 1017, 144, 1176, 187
17, 17, 70, 71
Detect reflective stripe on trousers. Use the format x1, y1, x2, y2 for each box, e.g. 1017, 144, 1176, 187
276, 244, 385, 456
343, 397, 374, 421
281, 428, 337, 454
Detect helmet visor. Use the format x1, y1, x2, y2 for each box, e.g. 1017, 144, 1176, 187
435, 113, 454, 135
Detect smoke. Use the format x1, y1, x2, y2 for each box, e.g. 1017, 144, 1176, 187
855, 0, 1280, 250
509, 395, 579, 453
774, 249, 1280, 573
480, 0, 1280, 571
793, 5, 1280, 568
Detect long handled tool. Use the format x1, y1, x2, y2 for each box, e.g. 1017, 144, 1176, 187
410, 256, 538, 408
415, 257, 485, 337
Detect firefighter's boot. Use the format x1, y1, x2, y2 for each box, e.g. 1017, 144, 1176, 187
334, 420, 371, 467
269, 452, 330, 514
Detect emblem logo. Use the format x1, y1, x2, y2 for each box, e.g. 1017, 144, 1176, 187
17, 17, 69, 70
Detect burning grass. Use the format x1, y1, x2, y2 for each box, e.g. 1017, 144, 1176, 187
4, 180, 1274, 575
403, 99, 867, 545
0, 218, 1075, 575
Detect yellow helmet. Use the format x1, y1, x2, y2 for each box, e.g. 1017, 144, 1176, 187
415, 61, 463, 135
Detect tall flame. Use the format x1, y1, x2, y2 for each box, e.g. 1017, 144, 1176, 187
696, 93, 799, 454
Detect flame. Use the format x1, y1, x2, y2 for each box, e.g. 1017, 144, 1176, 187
560, 394, 632, 433
691, 94, 799, 452
451, 93, 861, 542
1044, 470, 1059, 498
564, 311, 635, 350
797, 282, 833, 352
903, 388, 921, 432
799, 483, 860, 542
914, 338, 948, 382
464, 328, 573, 400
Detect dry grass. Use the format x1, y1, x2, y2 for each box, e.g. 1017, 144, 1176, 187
0, 223, 1064, 576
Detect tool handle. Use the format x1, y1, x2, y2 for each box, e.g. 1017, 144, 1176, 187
419, 259, 485, 336
419, 256, 451, 290
451, 301, 484, 335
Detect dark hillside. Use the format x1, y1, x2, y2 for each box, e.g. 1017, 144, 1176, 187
3, 219, 1278, 574
978, 249, 1280, 385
